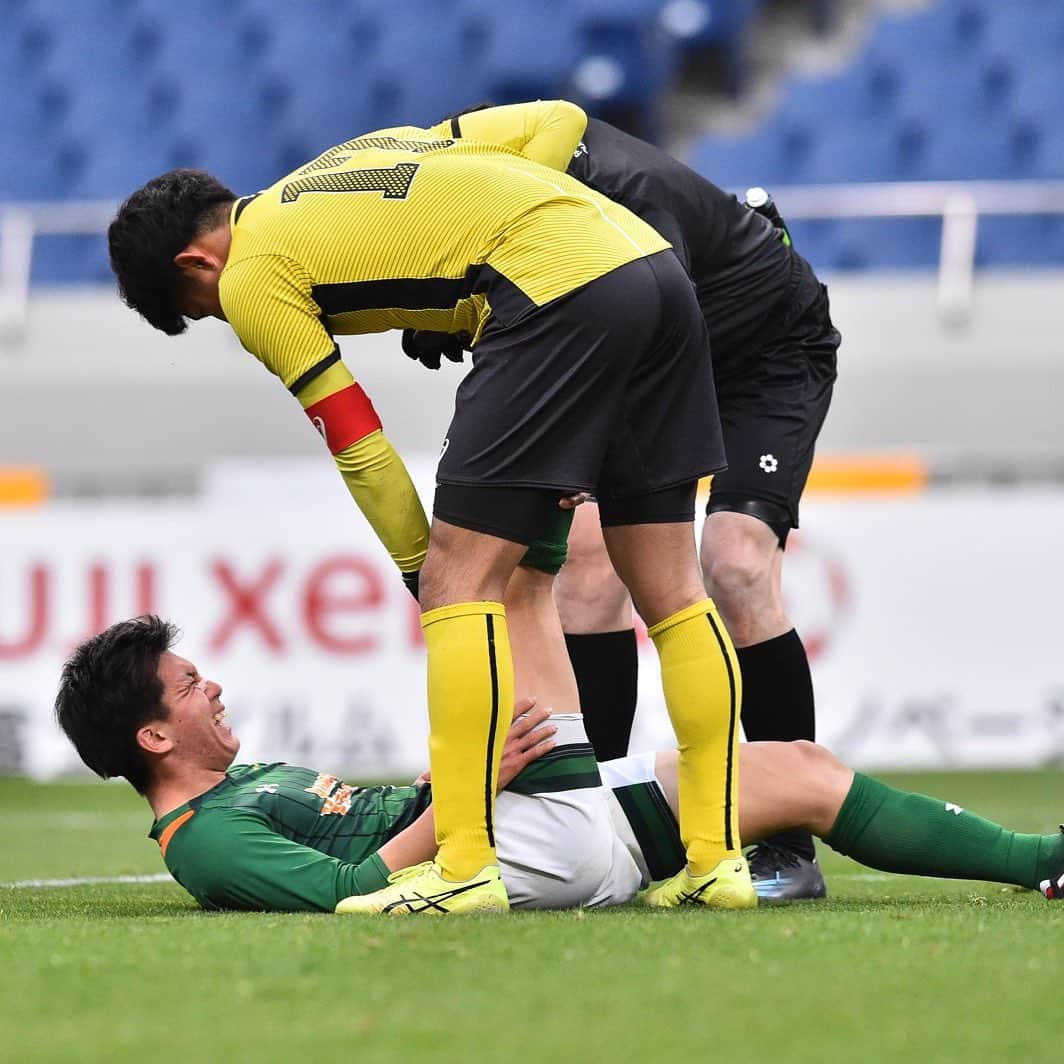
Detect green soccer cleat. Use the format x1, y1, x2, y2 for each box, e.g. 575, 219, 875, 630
335, 861, 509, 916
640, 856, 757, 910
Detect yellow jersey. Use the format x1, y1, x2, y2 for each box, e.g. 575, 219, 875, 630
218, 100, 669, 574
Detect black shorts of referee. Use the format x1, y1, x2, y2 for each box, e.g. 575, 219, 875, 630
435, 249, 725, 543
707, 255, 841, 546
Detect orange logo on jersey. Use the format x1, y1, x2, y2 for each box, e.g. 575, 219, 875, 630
321, 784, 355, 817
304, 773, 339, 800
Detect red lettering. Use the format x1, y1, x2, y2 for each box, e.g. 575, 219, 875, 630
302, 556, 383, 654
135, 563, 158, 615
0, 565, 48, 659
85, 563, 108, 640
208, 559, 285, 651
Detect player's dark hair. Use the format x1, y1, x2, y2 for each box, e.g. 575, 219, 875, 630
55, 615, 179, 794
108, 169, 235, 336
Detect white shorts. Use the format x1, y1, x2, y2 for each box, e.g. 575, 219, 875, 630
495, 715, 643, 910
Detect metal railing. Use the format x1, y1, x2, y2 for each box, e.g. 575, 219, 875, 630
2, 181, 1064, 339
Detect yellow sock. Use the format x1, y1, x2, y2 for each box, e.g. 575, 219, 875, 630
421, 601, 514, 882
648, 598, 742, 875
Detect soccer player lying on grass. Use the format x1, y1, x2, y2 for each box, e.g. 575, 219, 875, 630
55, 616, 1064, 914
108, 98, 752, 912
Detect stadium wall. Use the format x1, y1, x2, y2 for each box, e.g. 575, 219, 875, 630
1, 271, 1064, 475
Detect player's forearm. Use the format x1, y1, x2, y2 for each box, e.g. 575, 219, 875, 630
446, 100, 588, 172
333, 432, 430, 572
375, 805, 437, 873
292, 357, 430, 573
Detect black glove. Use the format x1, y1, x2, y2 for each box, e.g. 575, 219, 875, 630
401, 329, 468, 371
401, 569, 420, 602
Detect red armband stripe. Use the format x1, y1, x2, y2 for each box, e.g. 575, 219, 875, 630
304, 383, 383, 454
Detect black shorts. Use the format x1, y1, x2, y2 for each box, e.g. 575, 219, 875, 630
707, 270, 839, 540
437, 250, 725, 502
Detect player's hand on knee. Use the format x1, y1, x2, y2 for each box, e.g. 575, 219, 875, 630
497, 697, 557, 791
401, 328, 468, 371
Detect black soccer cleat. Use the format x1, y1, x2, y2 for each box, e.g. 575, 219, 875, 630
748, 839, 828, 903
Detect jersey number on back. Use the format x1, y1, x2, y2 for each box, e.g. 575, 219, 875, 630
281, 162, 419, 204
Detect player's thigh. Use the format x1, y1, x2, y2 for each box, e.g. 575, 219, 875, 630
600, 518, 706, 628
554, 501, 633, 633
708, 287, 839, 536
420, 515, 535, 609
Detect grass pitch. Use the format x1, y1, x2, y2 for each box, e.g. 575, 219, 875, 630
2, 771, 1060, 1063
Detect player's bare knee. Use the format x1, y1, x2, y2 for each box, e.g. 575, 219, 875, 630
703, 547, 775, 614
791, 740, 854, 834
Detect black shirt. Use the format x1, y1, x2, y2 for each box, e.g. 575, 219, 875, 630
567, 119, 811, 370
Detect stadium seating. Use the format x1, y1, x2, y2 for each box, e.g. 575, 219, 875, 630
689, 0, 1064, 270
2, 0, 1061, 280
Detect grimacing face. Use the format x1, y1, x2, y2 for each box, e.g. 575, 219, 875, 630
151, 651, 240, 769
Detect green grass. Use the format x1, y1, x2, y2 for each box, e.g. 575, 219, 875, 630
1, 773, 1061, 1063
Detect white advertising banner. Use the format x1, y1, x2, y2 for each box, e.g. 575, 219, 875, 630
2, 484, 1063, 778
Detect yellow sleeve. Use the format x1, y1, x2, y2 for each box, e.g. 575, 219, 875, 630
429, 100, 589, 172
221, 259, 430, 573
295, 360, 431, 574
332, 432, 429, 573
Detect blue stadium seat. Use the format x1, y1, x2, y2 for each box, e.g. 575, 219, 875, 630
469, 1, 581, 105
819, 217, 942, 271
864, 3, 987, 64
976, 215, 1064, 268
781, 62, 899, 125
32, 234, 112, 285
689, 113, 814, 190
1026, 126, 1064, 180
904, 119, 1017, 182
890, 55, 1008, 126
573, 0, 674, 105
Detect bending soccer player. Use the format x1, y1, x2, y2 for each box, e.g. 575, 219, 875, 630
405, 102, 841, 900
107, 101, 751, 912
55, 617, 1064, 913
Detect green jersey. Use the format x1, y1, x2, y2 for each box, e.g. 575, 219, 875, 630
149, 763, 431, 912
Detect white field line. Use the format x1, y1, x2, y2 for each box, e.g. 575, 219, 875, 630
2, 871, 896, 891
2, 873, 172, 889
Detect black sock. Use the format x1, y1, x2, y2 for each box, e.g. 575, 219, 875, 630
564, 630, 638, 761
737, 628, 817, 860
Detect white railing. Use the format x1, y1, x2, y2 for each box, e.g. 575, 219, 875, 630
772, 180, 1064, 324
2, 181, 1064, 339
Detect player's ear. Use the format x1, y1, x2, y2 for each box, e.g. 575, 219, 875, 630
173, 247, 215, 272
136, 723, 174, 756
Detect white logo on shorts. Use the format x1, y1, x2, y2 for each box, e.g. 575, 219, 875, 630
759, 454, 779, 474
440, 437, 450, 459
256, 784, 279, 794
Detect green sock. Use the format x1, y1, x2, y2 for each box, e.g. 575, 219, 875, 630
824, 773, 1064, 890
